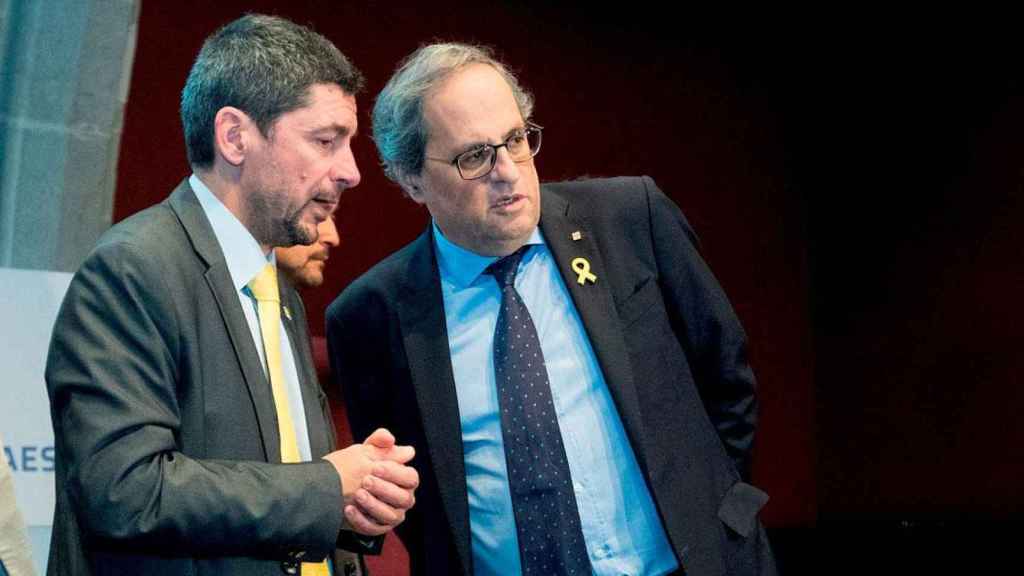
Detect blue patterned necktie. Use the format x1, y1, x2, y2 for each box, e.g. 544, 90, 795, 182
485, 246, 592, 575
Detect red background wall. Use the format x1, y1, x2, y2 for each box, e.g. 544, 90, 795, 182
115, 3, 1024, 569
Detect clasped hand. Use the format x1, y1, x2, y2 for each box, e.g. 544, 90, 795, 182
322, 428, 418, 536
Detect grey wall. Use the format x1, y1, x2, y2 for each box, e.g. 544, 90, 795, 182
0, 0, 139, 272
0, 2, 139, 573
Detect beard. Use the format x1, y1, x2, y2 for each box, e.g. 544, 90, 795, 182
280, 209, 316, 247
245, 183, 318, 248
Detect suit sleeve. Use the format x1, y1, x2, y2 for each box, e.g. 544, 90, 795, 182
324, 286, 391, 555
45, 240, 344, 558
642, 176, 759, 479
325, 285, 389, 459
325, 278, 417, 553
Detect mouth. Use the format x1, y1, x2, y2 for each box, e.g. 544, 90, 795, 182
310, 196, 338, 219
491, 194, 525, 211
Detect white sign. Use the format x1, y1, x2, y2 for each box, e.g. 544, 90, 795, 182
0, 267, 72, 526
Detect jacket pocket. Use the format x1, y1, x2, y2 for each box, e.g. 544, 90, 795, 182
618, 275, 660, 327
717, 481, 770, 538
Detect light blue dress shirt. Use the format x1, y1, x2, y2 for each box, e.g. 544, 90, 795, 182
191, 174, 312, 461
434, 223, 678, 576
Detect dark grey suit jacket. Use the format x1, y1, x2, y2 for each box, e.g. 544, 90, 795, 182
326, 176, 777, 576
45, 180, 367, 575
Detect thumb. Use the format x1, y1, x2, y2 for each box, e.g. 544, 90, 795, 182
363, 427, 396, 449
383, 444, 415, 465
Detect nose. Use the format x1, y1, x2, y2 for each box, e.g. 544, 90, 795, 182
331, 145, 361, 189
487, 146, 521, 185
318, 215, 340, 248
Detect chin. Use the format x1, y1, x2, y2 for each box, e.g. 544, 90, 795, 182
506, 222, 536, 244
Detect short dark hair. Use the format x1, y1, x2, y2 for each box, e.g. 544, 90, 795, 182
181, 14, 365, 168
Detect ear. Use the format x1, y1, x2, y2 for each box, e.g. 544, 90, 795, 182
213, 107, 255, 167
397, 170, 427, 205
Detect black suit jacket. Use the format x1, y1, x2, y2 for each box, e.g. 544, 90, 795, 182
327, 176, 777, 576
45, 180, 368, 575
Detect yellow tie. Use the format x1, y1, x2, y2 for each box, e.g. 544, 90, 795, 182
248, 264, 331, 576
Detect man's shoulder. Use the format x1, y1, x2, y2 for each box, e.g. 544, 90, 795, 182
74, 189, 200, 294
327, 230, 431, 318
542, 175, 654, 201
96, 199, 182, 253
91, 179, 197, 258
353, 232, 428, 286
54, 197, 190, 350
542, 175, 663, 231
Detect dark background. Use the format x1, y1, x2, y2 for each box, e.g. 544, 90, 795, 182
115, 3, 1023, 573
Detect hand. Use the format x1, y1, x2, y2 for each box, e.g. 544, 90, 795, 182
322, 428, 419, 536
360, 427, 415, 465
344, 458, 419, 536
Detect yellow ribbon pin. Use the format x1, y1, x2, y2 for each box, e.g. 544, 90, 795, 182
282, 305, 292, 321
571, 257, 597, 285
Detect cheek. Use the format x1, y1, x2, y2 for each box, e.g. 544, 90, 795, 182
448, 191, 485, 224
287, 152, 320, 185
473, 190, 493, 218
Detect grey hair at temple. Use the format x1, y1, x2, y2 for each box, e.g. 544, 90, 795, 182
181, 13, 365, 168
371, 42, 534, 183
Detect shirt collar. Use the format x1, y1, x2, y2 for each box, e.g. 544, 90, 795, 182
432, 221, 545, 290
190, 173, 274, 293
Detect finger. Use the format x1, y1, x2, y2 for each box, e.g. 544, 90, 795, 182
362, 474, 416, 509
363, 442, 414, 463
363, 428, 396, 449
382, 444, 415, 464
344, 504, 391, 537
372, 460, 420, 489
353, 487, 406, 527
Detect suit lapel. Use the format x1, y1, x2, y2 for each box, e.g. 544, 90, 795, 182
396, 231, 473, 576
539, 188, 651, 471
281, 288, 333, 458
284, 291, 331, 457
167, 181, 280, 462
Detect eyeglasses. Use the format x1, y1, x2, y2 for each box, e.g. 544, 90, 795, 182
426, 122, 543, 180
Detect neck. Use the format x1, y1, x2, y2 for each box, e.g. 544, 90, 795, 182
194, 165, 272, 256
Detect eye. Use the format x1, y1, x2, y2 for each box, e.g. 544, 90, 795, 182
458, 146, 490, 169
506, 131, 528, 152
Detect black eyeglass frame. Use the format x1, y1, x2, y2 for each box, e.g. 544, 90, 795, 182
426, 122, 544, 180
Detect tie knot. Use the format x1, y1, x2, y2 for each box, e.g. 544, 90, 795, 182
485, 246, 529, 288
248, 263, 280, 303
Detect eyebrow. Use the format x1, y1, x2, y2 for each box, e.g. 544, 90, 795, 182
458, 125, 526, 153
310, 123, 356, 138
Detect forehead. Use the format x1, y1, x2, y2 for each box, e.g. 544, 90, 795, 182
275, 83, 358, 132
422, 64, 523, 149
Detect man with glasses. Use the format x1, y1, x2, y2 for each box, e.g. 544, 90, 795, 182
327, 43, 776, 576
